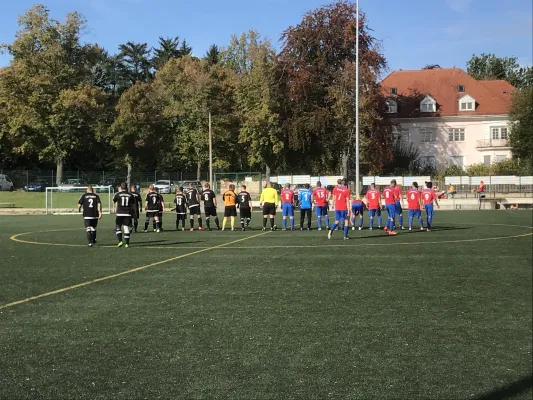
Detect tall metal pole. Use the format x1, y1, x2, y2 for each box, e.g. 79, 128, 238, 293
208, 112, 213, 187
355, 0, 360, 195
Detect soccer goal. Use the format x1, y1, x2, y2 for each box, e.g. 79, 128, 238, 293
45, 186, 115, 215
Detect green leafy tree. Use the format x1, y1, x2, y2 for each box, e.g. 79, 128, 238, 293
443, 164, 466, 176
0, 5, 105, 183
466, 163, 491, 176
179, 40, 193, 57
509, 87, 533, 168
278, 1, 391, 175
152, 36, 181, 71
490, 158, 531, 176
118, 41, 152, 84
467, 53, 533, 88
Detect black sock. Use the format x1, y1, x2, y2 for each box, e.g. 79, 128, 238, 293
190, 217, 194, 228
214, 217, 220, 228
263, 218, 267, 228
198, 217, 203, 228
246, 218, 251, 226
159, 214, 163, 228
182, 218, 186, 228
116, 231, 123, 243
206, 217, 211, 229
144, 219, 149, 230
93, 230, 97, 242
241, 218, 245, 228
86, 230, 92, 244
134, 220, 138, 230
270, 217, 275, 228
124, 234, 130, 245
176, 217, 180, 230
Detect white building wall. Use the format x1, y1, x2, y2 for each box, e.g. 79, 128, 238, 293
395, 115, 512, 169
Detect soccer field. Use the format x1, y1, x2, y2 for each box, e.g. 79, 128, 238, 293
1, 211, 532, 399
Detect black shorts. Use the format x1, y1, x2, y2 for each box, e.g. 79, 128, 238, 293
240, 208, 251, 219
176, 213, 186, 220
132, 208, 140, 219
224, 206, 237, 217
116, 215, 132, 227
84, 218, 98, 228
263, 202, 276, 216
189, 205, 201, 215
146, 210, 158, 218
205, 206, 217, 217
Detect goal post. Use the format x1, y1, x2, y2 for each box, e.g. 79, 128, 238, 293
45, 186, 114, 215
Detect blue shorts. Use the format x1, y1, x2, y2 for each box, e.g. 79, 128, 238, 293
425, 204, 434, 217
368, 209, 381, 217
386, 204, 396, 219
315, 206, 328, 216
335, 210, 348, 221
351, 205, 364, 216
282, 203, 294, 217
395, 201, 403, 214
408, 209, 421, 218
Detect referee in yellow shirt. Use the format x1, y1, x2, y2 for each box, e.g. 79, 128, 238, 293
260, 182, 279, 231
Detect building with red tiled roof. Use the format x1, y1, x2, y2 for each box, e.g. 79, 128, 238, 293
380, 67, 515, 170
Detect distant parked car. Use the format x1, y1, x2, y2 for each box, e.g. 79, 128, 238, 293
180, 180, 203, 192
154, 180, 176, 194
24, 180, 50, 192
59, 179, 86, 192
0, 174, 14, 191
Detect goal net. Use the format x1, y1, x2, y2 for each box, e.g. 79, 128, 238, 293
45, 186, 115, 215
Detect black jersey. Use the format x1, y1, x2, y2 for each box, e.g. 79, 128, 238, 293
202, 190, 216, 208
185, 188, 200, 208
237, 191, 252, 208
174, 193, 187, 214
78, 193, 101, 219
157, 193, 165, 212
131, 192, 142, 211
113, 191, 134, 216
145, 192, 160, 212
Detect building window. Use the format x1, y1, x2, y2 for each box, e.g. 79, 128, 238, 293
460, 102, 473, 110
419, 127, 436, 142
450, 156, 464, 167
458, 85, 465, 92
390, 88, 397, 95
420, 96, 436, 113
484, 155, 491, 166
386, 99, 397, 113
421, 156, 437, 169
393, 127, 409, 143
448, 128, 465, 142
491, 126, 508, 140
458, 94, 476, 111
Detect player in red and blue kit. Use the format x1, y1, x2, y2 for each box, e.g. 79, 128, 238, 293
391, 179, 405, 230
281, 183, 295, 231
422, 181, 440, 231
407, 182, 424, 231
328, 179, 351, 240
350, 196, 365, 231
383, 185, 398, 236
312, 181, 329, 231
365, 183, 382, 230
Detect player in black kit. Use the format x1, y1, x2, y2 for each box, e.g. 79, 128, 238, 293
130, 185, 142, 232
77, 186, 102, 247
202, 183, 220, 231
237, 185, 253, 231
153, 187, 165, 231
185, 182, 204, 231
113, 182, 135, 248
173, 187, 187, 231
144, 184, 162, 232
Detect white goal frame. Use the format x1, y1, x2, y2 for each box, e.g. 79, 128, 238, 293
45, 186, 114, 215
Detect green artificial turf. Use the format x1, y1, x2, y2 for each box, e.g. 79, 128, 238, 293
0, 211, 532, 399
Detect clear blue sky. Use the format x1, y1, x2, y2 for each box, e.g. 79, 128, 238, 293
0, 0, 531, 73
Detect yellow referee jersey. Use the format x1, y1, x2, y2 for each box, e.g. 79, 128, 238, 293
260, 187, 279, 204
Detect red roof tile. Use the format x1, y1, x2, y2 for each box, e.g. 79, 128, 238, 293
380, 68, 515, 117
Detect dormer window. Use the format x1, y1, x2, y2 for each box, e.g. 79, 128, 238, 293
390, 88, 397, 95
386, 99, 397, 113
458, 94, 476, 111
458, 85, 465, 92
420, 95, 436, 113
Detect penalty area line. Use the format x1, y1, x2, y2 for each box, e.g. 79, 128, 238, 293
0, 231, 270, 311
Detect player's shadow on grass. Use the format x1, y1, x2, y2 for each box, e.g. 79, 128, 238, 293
472, 374, 532, 400
407, 226, 472, 233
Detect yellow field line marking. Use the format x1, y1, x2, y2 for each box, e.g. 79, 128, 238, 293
0, 231, 270, 310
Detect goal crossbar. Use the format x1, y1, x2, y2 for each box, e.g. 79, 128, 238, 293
45, 186, 114, 215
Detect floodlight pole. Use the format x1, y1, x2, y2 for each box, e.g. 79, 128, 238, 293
208, 112, 213, 187
355, 0, 360, 195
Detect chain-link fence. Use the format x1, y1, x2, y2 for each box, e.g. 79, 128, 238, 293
0, 170, 209, 190
213, 172, 263, 195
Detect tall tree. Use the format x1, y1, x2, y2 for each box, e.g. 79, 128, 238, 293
118, 41, 152, 84
224, 30, 284, 174
205, 44, 220, 66
179, 40, 193, 57
508, 87, 533, 169
152, 36, 181, 71
278, 1, 391, 176
467, 53, 533, 88
0, 5, 105, 183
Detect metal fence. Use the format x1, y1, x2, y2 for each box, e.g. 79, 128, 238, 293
0, 170, 209, 190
